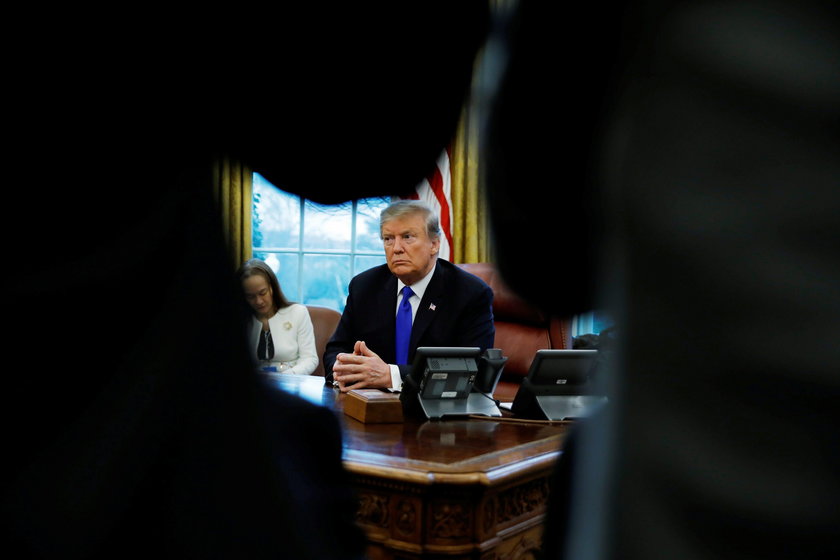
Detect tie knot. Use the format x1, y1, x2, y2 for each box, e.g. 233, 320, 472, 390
400, 286, 414, 309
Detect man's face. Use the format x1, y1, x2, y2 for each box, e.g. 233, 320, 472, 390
382, 212, 439, 285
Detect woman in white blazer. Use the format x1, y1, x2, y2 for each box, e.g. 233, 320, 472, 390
237, 258, 319, 375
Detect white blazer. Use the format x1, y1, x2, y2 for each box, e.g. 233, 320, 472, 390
248, 303, 319, 375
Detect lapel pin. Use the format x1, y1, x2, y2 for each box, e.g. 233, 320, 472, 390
429, 303, 436, 311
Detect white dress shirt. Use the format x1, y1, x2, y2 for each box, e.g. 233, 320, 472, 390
388, 266, 436, 390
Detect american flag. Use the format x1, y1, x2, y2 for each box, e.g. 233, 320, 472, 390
399, 146, 453, 261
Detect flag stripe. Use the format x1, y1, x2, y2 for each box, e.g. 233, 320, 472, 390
399, 147, 454, 261
427, 152, 453, 252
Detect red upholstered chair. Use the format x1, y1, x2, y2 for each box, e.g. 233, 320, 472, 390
457, 262, 573, 402
306, 305, 342, 377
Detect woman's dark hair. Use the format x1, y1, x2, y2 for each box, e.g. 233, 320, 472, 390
235, 258, 291, 311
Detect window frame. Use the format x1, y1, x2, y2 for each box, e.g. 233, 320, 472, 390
251, 173, 390, 310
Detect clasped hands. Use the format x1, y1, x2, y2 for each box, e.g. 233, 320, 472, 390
332, 340, 392, 392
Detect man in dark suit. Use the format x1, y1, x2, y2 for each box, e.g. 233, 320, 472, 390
324, 200, 495, 392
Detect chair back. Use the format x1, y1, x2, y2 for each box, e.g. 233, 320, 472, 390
457, 262, 573, 400
306, 305, 342, 377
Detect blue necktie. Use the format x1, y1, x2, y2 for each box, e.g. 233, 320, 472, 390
395, 286, 414, 365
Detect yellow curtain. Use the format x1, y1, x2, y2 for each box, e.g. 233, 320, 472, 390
450, 105, 492, 265
449, 0, 519, 264
212, 156, 252, 268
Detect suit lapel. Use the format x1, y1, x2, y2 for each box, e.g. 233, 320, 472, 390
379, 273, 399, 358
411, 262, 445, 349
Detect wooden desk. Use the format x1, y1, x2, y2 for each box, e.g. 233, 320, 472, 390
270, 374, 570, 560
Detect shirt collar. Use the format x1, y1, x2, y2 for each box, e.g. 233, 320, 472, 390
397, 262, 436, 302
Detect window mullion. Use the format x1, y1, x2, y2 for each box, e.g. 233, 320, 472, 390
297, 197, 306, 303
350, 199, 358, 278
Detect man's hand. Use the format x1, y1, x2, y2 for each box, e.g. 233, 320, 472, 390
332, 340, 393, 392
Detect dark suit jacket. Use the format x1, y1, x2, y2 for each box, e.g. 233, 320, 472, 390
323, 259, 495, 384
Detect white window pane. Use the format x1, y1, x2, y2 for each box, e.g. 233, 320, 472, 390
303, 200, 351, 251
302, 254, 351, 311
355, 197, 391, 252
593, 311, 614, 334
253, 173, 300, 250
572, 310, 614, 336
354, 255, 386, 275
251, 172, 398, 313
